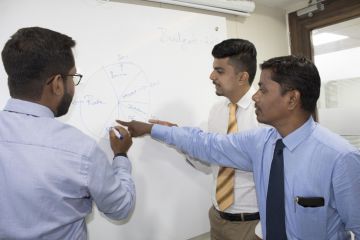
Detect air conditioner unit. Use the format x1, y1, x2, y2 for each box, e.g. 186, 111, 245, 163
144, 0, 256, 16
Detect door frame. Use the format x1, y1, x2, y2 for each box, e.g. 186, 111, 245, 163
288, 0, 360, 60
288, 0, 360, 120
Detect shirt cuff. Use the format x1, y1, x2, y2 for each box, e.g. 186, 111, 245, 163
114, 152, 127, 158
151, 124, 170, 141
113, 155, 132, 172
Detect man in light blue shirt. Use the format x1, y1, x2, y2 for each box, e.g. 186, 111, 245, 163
0, 27, 135, 239
119, 56, 360, 239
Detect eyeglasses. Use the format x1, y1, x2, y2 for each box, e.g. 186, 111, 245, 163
46, 73, 83, 86
62, 74, 83, 86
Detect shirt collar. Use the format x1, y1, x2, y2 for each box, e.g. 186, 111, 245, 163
226, 86, 256, 110
3, 98, 55, 118
271, 116, 316, 151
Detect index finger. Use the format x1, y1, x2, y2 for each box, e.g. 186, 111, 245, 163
148, 119, 161, 124
116, 119, 130, 126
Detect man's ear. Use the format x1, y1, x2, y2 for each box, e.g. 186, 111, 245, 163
238, 71, 249, 85
288, 90, 301, 110
49, 75, 64, 96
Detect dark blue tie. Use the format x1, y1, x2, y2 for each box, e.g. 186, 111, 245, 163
266, 139, 287, 240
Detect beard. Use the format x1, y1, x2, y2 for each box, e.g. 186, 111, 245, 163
55, 91, 73, 117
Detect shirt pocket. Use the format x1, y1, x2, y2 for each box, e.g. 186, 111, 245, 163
293, 193, 327, 239
290, 167, 330, 239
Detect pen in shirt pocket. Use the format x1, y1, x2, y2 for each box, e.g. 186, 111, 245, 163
295, 196, 325, 208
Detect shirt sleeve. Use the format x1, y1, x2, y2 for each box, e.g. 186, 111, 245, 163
151, 124, 253, 171
183, 103, 220, 174
185, 156, 212, 174
87, 145, 136, 220
332, 151, 360, 237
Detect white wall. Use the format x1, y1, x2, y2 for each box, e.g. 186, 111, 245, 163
227, 3, 289, 84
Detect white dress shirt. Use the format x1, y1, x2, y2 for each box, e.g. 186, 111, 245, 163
187, 87, 260, 217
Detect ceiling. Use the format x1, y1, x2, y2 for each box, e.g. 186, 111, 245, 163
313, 17, 360, 55
254, 0, 308, 10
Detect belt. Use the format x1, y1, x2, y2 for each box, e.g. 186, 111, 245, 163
215, 207, 260, 222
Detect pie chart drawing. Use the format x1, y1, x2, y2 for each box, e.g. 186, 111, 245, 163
73, 60, 157, 139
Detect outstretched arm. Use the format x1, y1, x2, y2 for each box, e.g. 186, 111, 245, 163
117, 119, 179, 137
151, 124, 254, 171
117, 119, 254, 171
149, 119, 211, 174
116, 120, 154, 137
148, 119, 178, 127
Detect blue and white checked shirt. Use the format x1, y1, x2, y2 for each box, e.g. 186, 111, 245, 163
151, 117, 360, 240
0, 98, 135, 239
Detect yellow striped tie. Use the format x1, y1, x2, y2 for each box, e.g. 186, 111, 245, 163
216, 103, 238, 211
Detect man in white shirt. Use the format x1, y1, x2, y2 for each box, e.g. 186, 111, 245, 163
151, 39, 261, 240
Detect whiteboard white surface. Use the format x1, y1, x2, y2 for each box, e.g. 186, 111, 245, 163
0, 0, 227, 239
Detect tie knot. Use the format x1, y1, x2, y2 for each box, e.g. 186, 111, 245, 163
229, 103, 237, 114
275, 139, 285, 153
227, 103, 238, 134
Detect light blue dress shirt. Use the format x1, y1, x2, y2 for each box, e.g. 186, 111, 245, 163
151, 117, 360, 240
0, 99, 135, 240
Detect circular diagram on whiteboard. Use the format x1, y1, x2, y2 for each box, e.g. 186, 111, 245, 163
74, 60, 156, 139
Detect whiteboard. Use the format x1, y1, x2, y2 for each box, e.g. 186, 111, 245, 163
0, 0, 226, 239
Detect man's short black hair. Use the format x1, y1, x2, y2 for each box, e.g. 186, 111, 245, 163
260, 55, 321, 113
1, 27, 76, 100
212, 38, 257, 85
